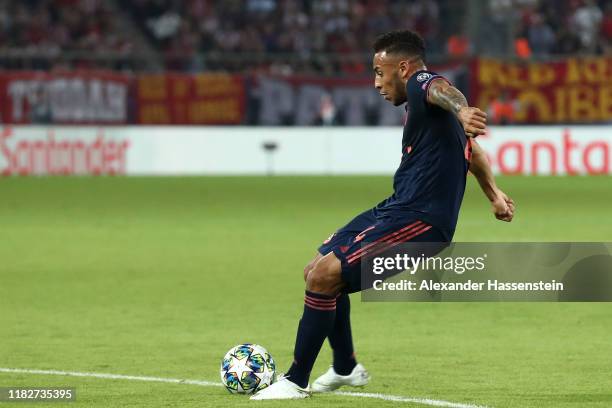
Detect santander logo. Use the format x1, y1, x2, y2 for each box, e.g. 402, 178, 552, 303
478, 128, 610, 175
0, 127, 130, 176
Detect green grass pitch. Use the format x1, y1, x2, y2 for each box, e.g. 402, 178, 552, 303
0, 176, 611, 408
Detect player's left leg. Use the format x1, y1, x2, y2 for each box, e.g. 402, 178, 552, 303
251, 252, 345, 400
327, 292, 356, 374
305, 211, 377, 379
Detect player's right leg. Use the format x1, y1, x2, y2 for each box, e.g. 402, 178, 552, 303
251, 251, 345, 400
305, 251, 364, 387
252, 210, 376, 400
304, 252, 322, 281
309, 211, 378, 392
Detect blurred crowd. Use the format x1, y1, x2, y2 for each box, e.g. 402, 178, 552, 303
124, 0, 451, 73
0, 0, 134, 69
508, 0, 612, 57
0, 0, 610, 72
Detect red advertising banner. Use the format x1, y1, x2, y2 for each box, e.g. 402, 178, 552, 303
470, 58, 612, 124
136, 73, 245, 124
0, 71, 130, 124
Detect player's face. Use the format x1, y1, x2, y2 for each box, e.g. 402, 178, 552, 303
373, 51, 408, 106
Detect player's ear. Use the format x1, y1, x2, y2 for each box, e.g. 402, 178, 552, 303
398, 60, 409, 79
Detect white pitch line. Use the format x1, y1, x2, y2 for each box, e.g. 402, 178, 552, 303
334, 391, 489, 408
0, 367, 489, 408
0, 368, 221, 388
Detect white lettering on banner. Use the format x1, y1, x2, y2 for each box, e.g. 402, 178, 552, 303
257, 70, 459, 126
8, 79, 127, 123
295, 85, 377, 125
258, 78, 403, 126
258, 78, 295, 125
295, 84, 326, 125
0, 128, 130, 175
331, 87, 381, 126
7, 80, 42, 121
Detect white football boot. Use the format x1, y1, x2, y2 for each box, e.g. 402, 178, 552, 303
311, 363, 370, 393
250, 376, 311, 400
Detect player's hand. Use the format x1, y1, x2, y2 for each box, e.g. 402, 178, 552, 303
458, 107, 487, 138
491, 189, 514, 222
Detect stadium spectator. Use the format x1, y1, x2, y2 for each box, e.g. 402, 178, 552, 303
488, 91, 519, 125
601, 2, 612, 53
446, 32, 472, 58
314, 93, 338, 126
514, 36, 533, 59
527, 13, 556, 56
555, 27, 584, 54
571, 0, 603, 53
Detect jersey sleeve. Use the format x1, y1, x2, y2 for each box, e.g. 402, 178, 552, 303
407, 71, 452, 111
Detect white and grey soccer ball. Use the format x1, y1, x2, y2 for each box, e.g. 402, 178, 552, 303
220, 343, 276, 394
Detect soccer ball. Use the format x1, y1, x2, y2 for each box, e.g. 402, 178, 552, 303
220, 343, 276, 394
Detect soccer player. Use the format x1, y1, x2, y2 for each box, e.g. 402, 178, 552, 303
251, 30, 515, 400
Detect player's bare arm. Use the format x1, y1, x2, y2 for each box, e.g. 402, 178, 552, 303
426, 79, 487, 138
469, 141, 515, 222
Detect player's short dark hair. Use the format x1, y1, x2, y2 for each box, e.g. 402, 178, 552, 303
373, 30, 426, 61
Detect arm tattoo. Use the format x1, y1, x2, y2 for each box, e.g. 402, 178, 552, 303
428, 81, 468, 114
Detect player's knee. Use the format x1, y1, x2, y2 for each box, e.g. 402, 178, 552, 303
303, 254, 322, 281
303, 263, 313, 281
306, 259, 341, 295
303, 261, 315, 277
